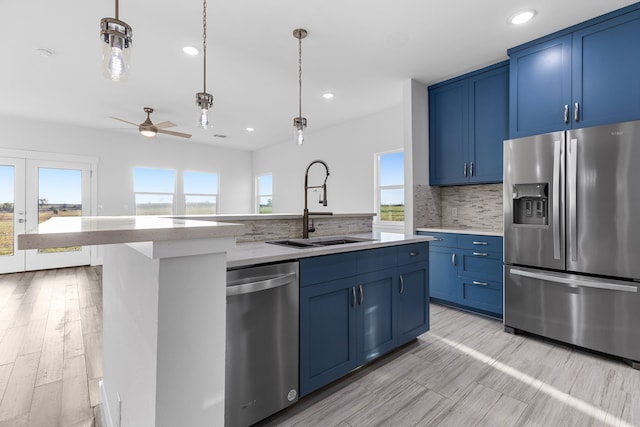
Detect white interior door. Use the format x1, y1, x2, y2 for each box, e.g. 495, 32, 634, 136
23, 160, 92, 271
0, 158, 26, 274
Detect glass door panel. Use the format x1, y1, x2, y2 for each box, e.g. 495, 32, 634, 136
25, 160, 91, 271
0, 158, 25, 273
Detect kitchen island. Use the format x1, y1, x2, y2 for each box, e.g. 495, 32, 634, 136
18, 216, 245, 427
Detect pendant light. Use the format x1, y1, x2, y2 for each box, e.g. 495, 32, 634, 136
100, 0, 133, 82
195, 0, 214, 129
293, 28, 308, 146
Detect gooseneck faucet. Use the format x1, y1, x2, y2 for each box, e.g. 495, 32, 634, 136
303, 160, 333, 238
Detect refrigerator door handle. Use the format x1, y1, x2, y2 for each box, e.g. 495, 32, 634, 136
569, 138, 578, 262
509, 268, 638, 293
552, 139, 562, 260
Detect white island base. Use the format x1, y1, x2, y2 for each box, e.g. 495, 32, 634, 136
101, 238, 233, 427
18, 216, 244, 427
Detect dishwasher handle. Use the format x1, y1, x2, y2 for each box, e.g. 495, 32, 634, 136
227, 272, 297, 296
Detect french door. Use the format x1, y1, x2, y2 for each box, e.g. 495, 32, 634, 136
0, 157, 92, 273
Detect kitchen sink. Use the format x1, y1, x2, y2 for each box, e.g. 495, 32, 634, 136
267, 236, 374, 249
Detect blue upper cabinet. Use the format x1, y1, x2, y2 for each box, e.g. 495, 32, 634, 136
429, 62, 508, 186
509, 6, 640, 138
509, 36, 572, 138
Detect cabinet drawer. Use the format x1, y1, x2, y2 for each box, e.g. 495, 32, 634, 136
396, 243, 428, 266
458, 249, 503, 281
457, 234, 502, 251
419, 232, 456, 247
300, 252, 358, 287
356, 246, 396, 274
458, 277, 503, 315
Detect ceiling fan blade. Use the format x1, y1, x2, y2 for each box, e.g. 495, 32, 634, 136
155, 121, 176, 129
157, 129, 192, 139
110, 117, 139, 127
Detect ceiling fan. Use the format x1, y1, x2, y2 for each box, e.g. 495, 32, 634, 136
110, 107, 192, 139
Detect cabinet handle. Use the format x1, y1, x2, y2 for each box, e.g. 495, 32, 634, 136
359, 285, 364, 305
463, 163, 468, 177
564, 104, 569, 124
472, 281, 489, 286
473, 252, 488, 257
351, 287, 357, 308
451, 253, 457, 266
399, 274, 405, 294
472, 241, 488, 246
432, 238, 443, 241
470, 162, 474, 177
574, 102, 580, 122
409, 251, 419, 257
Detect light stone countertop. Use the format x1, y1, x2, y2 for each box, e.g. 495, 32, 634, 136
172, 212, 376, 221
226, 232, 435, 269
17, 216, 245, 250
415, 227, 503, 237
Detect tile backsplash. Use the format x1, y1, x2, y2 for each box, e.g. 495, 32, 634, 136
414, 183, 503, 231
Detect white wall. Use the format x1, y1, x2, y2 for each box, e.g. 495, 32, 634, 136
0, 116, 253, 215
252, 106, 403, 215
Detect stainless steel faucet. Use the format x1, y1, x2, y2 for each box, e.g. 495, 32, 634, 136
303, 160, 333, 238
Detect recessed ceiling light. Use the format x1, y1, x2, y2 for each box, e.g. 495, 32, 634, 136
35, 48, 54, 57
182, 46, 199, 56
246, 127, 255, 132
510, 10, 535, 25
322, 92, 335, 100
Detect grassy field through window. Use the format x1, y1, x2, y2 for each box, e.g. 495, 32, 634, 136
380, 204, 404, 221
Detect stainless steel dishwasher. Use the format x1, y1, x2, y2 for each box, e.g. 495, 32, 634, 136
225, 261, 299, 427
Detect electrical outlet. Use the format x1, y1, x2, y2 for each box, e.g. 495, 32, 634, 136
452, 208, 458, 217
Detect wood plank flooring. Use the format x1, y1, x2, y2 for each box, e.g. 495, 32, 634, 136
0, 267, 103, 427
1, 267, 639, 426
261, 304, 640, 427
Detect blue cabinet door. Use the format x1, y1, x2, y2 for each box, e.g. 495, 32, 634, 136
429, 81, 468, 186
396, 263, 429, 345
299, 277, 357, 396
469, 65, 508, 183
509, 35, 572, 138
355, 268, 396, 365
428, 246, 457, 302
572, 9, 640, 129
457, 277, 503, 316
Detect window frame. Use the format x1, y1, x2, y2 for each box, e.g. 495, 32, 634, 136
133, 167, 177, 216
183, 170, 219, 215
374, 150, 405, 226
255, 173, 273, 214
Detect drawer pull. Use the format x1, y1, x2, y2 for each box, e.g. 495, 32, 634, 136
473, 281, 489, 286
472, 241, 488, 246
473, 252, 488, 257
409, 251, 419, 257
432, 238, 443, 241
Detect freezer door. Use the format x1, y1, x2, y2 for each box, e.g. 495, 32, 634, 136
567, 121, 640, 280
504, 132, 565, 270
504, 266, 640, 363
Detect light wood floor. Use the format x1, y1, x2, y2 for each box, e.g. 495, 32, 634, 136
0, 267, 103, 427
1, 267, 639, 427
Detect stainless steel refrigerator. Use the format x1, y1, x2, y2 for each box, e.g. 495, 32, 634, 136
504, 120, 640, 368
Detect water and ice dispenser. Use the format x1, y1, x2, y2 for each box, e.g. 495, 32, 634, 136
512, 183, 549, 225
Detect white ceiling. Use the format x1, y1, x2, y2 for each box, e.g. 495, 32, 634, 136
2, 0, 637, 151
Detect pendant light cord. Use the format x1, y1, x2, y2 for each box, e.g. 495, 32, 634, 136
202, 0, 207, 94
298, 35, 302, 118
115, 0, 119, 19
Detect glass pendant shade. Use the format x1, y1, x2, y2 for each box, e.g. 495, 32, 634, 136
100, 18, 132, 82
196, 92, 214, 129
294, 117, 307, 145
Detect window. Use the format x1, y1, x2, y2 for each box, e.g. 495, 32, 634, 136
184, 171, 218, 214
133, 168, 175, 215
256, 174, 273, 213
376, 151, 404, 223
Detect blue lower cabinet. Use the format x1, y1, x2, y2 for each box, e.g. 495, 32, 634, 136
419, 231, 504, 319
299, 245, 430, 396
396, 263, 429, 345
356, 268, 396, 364
299, 277, 357, 396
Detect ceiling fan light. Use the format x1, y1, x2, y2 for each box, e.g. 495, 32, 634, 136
140, 128, 156, 137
